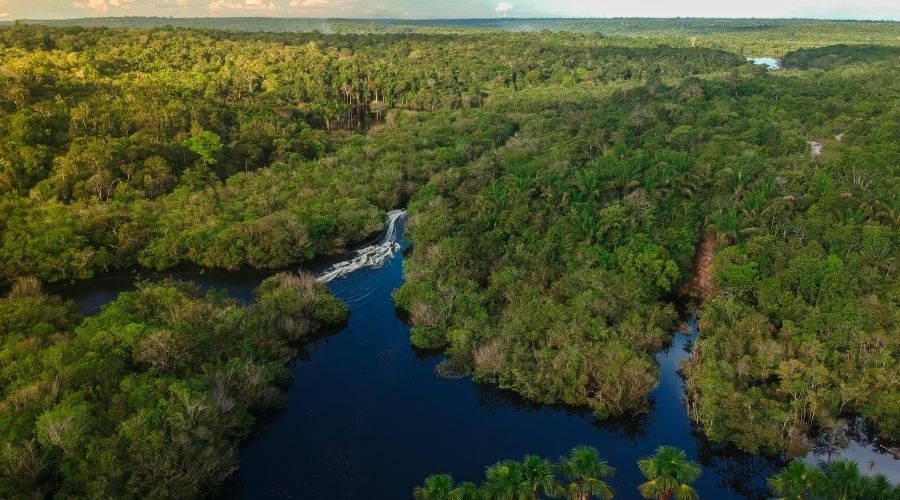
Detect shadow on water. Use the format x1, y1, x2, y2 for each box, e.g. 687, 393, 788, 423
53, 212, 894, 499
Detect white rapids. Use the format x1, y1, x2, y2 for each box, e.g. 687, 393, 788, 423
317, 210, 406, 283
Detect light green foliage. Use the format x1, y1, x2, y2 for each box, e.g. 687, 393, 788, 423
182, 131, 224, 167
0, 24, 742, 284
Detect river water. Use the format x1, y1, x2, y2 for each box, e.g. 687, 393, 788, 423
747, 57, 781, 70
56, 212, 897, 499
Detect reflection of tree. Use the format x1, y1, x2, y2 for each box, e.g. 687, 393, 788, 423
410, 344, 443, 362
681, 336, 695, 356
471, 383, 651, 441
694, 434, 787, 499
474, 382, 553, 413
810, 419, 851, 461
592, 400, 652, 441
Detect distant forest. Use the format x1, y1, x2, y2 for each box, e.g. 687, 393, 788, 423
4, 17, 900, 52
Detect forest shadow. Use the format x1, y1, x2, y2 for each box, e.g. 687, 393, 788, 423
783, 44, 900, 70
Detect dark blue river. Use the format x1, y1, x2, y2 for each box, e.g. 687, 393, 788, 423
56, 214, 895, 499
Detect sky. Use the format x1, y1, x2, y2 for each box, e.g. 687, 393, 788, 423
0, 0, 898, 21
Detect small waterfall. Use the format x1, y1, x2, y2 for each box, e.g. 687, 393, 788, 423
317, 210, 406, 283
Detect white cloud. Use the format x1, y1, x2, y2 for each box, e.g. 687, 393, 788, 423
208, 0, 278, 13
0, 12, 9, 18
288, 0, 330, 7
495, 2, 514, 16
73, 0, 110, 12
72, 0, 135, 13
208, 0, 243, 11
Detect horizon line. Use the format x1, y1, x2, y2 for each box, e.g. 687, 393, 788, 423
4, 15, 900, 23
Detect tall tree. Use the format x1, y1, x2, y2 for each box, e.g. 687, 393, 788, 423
521, 454, 558, 499
824, 460, 863, 500
637, 446, 701, 500
483, 460, 528, 500
558, 446, 615, 500
767, 460, 825, 500
860, 473, 899, 500
414, 474, 461, 500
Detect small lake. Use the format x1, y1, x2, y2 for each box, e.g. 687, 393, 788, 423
747, 57, 781, 70
56, 213, 897, 499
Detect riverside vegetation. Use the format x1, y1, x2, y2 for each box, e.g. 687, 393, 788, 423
0, 274, 347, 497
415, 445, 899, 499
0, 19, 898, 497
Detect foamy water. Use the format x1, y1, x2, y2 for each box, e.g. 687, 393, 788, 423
317, 210, 406, 283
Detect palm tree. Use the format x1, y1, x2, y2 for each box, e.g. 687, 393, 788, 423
709, 207, 744, 243
824, 459, 863, 500
767, 460, 825, 500
637, 446, 702, 500
454, 481, 482, 500
414, 474, 459, 500
483, 460, 528, 500
521, 454, 558, 499
559, 445, 615, 500
860, 473, 898, 499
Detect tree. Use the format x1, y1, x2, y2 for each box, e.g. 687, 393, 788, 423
637, 446, 701, 500
824, 460, 863, 500
768, 459, 899, 500
558, 446, 615, 500
860, 473, 898, 499
454, 482, 482, 500
414, 474, 460, 500
521, 454, 558, 499
767, 460, 825, 500
182, 131, 223, 167
483, 460, 528, 500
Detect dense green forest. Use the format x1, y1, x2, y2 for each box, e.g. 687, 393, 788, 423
1, 19, 898, 497
395, 52, 900, 448
0, 23, 746, 283
9, 17, 900, 54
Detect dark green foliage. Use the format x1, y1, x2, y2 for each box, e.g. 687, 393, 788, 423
0, 273, 346, 497
783, 44, 900, 70
391, 44, 899, 450
682, 79, 900, 451
768, 459, 899, 500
